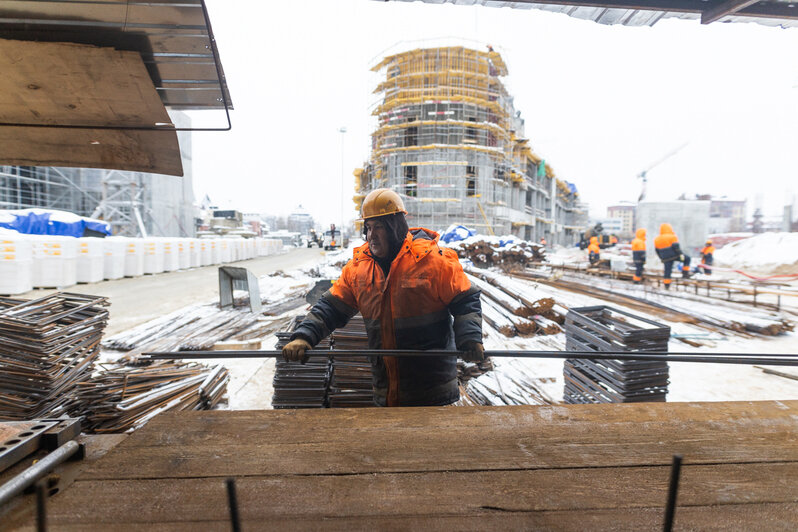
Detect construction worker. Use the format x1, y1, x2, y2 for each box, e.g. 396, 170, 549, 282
698, 239, 715, 275
654, 223, 691, 289
587, 236, 600, 266
631, 228, 646, 284
539, 236, 547, 246
282, 189, 483, 407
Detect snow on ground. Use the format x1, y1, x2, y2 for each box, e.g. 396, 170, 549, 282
715, 232, 798, 275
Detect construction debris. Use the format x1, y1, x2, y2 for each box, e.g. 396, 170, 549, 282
447, 238, 546, 268
74, 361, 229, 433
0, 293, 109, 420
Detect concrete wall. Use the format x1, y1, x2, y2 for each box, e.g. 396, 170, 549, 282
636, 201, 710, 261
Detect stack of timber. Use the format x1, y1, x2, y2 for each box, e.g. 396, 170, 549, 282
466, 270, 564, 337
0, 293, 109, 420
29, 401, 798, 529
272, 317, 331, 409
448, 238, 545, 268
329, 315, 374, 407
73, 361, 229, 433
564, 305, 671, 404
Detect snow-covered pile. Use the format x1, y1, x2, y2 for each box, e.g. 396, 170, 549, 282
442, 233, 545, 267
715, 232, 798, 274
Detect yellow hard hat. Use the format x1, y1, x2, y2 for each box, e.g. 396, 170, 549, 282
360, 188, 407, 220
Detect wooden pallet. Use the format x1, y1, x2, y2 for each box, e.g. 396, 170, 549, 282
27, 401, 798, 530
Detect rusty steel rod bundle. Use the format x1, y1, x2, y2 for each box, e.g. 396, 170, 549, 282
141, 349, 798, 367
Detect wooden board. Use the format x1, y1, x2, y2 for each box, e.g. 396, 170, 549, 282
15, 401, 798, 530
0, 38, 182, 176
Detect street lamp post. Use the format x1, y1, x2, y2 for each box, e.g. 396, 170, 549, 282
339, 126, 347, 240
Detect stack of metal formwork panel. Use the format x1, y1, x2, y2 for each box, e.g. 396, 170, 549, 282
272, 317, 331, 409
329, 315, 374, 408
563, 305, 670, 404
0, 293, 109, 419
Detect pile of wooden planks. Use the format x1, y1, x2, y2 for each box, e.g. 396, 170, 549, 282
0, 293, 109, 420
448, 238, 545, 268
37, 401, 798, 529
74, 361, 229, 433
466, 269, 565, 337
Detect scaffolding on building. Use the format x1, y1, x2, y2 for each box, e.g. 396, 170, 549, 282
355, 46, 587, 245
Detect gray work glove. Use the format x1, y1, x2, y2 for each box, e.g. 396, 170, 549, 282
282, 338, 312, 364
461, 341, 485, 363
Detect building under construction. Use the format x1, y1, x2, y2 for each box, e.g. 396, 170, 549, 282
0, 112, 195, 237
354, 46, 587, 245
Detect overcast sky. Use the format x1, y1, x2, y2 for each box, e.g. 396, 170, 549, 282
187, 0, 798, 227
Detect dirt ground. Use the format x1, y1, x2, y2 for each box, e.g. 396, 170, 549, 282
18, 247, 322, 336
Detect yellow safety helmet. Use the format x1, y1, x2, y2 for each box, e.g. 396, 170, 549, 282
360, 188, 407, 220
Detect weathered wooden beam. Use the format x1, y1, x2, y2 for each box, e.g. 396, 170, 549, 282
702, 0, 762, 24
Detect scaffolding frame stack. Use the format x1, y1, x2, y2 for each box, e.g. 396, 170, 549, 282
355, 45, 587, 244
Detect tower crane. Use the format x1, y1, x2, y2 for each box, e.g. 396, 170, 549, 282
637, 142, 689, 202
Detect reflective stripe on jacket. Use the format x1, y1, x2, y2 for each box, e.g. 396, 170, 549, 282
291, 227, 482, 407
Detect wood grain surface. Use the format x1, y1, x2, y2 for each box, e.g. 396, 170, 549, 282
11, 401, 798, 531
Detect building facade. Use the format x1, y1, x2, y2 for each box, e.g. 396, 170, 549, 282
354, 46, 586, 245
0, 111, 195, 237
606, 203, 636, 238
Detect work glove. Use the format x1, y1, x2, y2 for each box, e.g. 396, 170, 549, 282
461, 341, 485, 363
282, 338, 312, 364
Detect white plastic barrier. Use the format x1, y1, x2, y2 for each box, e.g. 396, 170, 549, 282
102, 237, 126, 280
142, 238, 165, 274
200, 238, 213, 266
188, 238, 201, 268
161, 238, 179, 272
31, 235, 77, 288
0, 232, 33, 294
76, 238, 104, 283
120, 237, 145, 277
257, 238, 282, 256
219, 239, 231, 263
246, 238, 256, 259
177, 238, 191, 270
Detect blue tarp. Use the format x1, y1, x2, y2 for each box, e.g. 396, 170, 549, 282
440, 224, 476, 243
0, 209, 111, 237
566, 182, 578, 195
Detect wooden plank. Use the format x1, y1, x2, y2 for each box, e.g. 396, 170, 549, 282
117, 401, 798, 448
44, 463, 798, 523
0, 38, 182, 175
24, 503, 798, 532
78, 402, 798, 479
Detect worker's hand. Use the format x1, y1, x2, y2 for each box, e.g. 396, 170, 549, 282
679, 254, 685, 262
461, 342, 485, 363
282, 338, 312, 364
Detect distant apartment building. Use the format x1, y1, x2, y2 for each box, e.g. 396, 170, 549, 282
606, 203, 636, 238
354, 46, 587, 245
695, 194, 747, 233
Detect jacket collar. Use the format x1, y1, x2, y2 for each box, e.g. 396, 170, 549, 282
352, 227, 441, 264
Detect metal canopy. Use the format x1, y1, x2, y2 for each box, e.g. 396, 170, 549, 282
386, 0, 798, 28
0, 0, 232, 110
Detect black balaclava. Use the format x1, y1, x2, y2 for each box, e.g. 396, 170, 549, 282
364, 213, 409, 275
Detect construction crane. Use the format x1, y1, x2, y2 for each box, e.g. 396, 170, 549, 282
637, 142, 689, 202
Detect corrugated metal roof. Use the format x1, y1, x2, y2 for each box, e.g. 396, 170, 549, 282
0, 0, 232, 110
387, 0, 798, 28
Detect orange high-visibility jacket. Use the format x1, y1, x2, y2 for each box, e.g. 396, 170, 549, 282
294, 227, 482, 407
654, 223, 681, 262
631, 228, 646, 264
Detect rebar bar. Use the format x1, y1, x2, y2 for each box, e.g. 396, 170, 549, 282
141, 349, 798, 366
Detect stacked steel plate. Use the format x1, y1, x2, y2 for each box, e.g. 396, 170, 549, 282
74, 361, 229, 433
0, 293, 109, 419
272, 317, 331, 409
563, 305, 670, 404
329, 315, 374, 407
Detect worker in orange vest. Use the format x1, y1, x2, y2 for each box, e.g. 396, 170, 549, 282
587, 236, 600, 266
631, 228, 646, 284
609, 235, 618, 246
654, 223, 691, 289
698, 239, 715, 275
